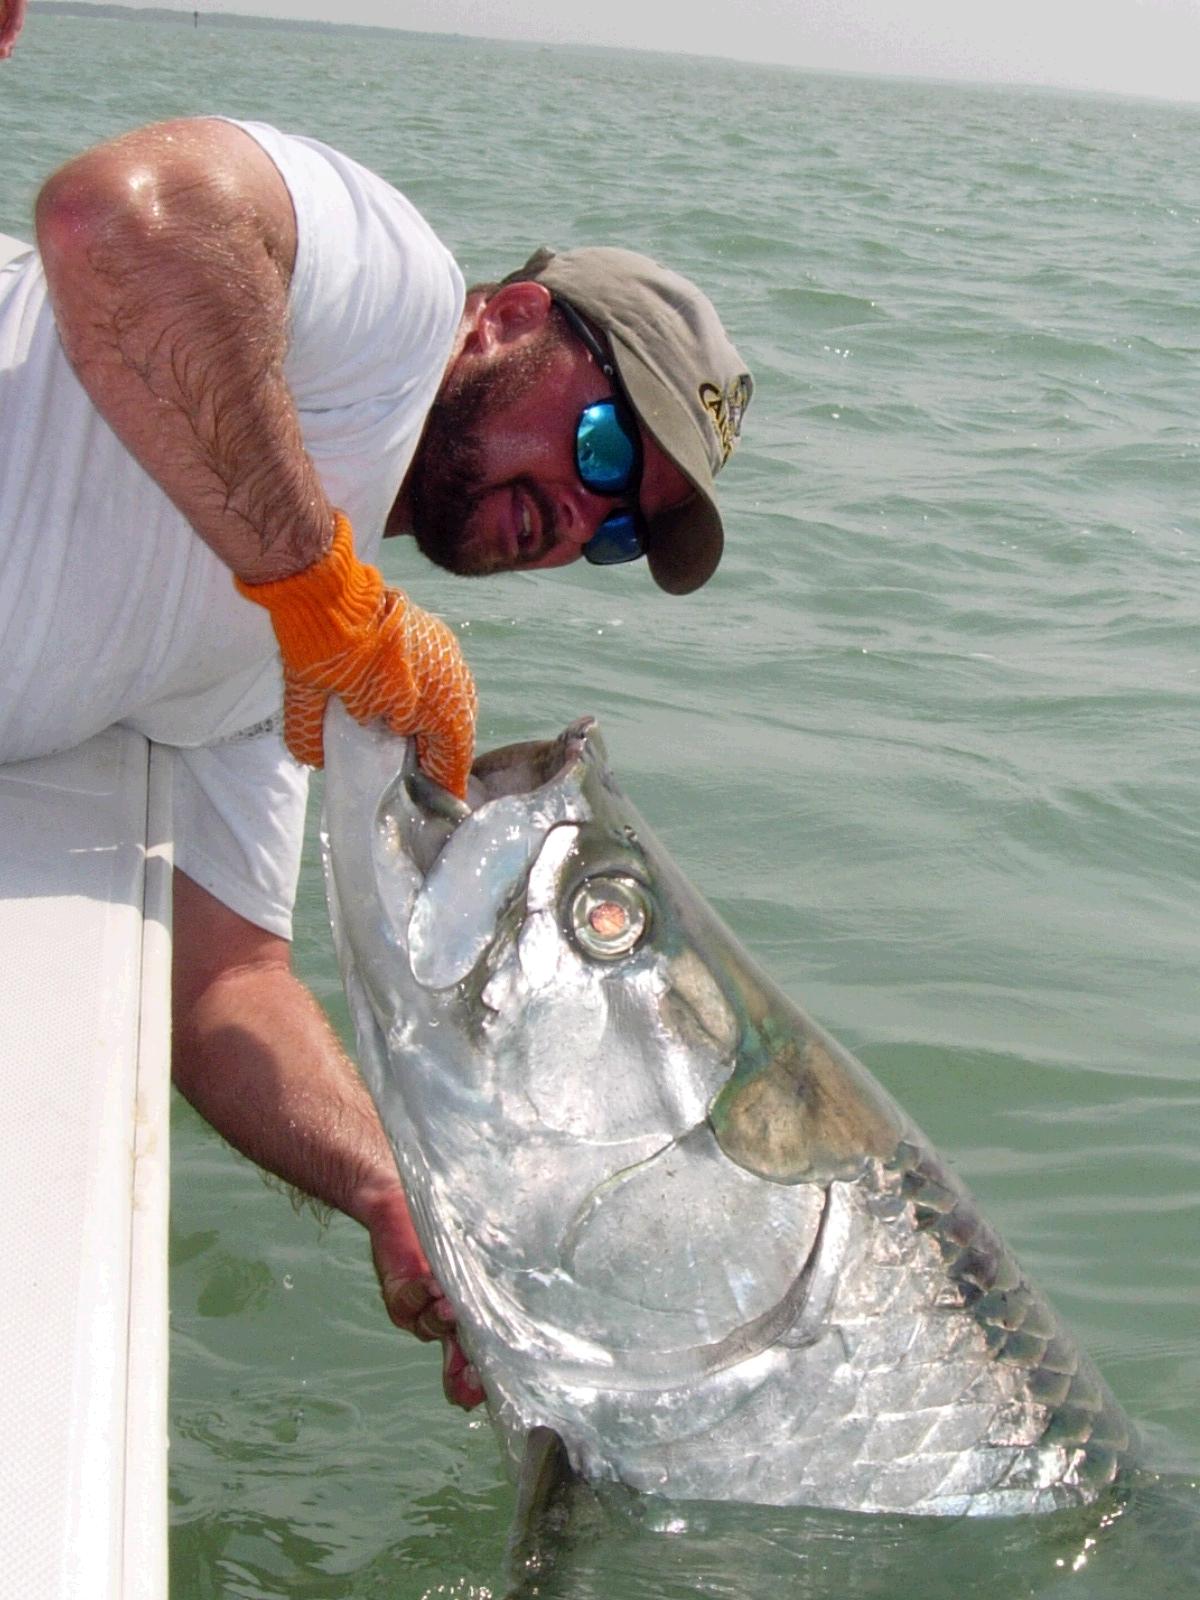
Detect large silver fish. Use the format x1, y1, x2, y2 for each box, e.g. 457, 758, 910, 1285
320, 704, 1130, 1519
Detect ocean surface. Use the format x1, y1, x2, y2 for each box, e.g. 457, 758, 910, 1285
2, 9, 1198, 1596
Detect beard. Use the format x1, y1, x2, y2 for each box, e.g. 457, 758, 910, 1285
405, 331, 560, 576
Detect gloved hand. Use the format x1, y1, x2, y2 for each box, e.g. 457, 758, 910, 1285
236, 512, 477, 797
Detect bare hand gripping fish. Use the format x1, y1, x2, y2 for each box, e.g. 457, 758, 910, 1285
320, 705, 1131, 1519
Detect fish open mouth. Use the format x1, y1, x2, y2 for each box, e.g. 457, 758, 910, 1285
397, 717, 598, 876
389, 719, 604, 991
470, 717, 598, 803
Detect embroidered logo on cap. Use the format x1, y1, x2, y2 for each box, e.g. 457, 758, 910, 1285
699, 374, 753, 466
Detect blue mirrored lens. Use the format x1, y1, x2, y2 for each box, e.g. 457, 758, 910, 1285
575, 401, 639, 495
583, 510, 645, 566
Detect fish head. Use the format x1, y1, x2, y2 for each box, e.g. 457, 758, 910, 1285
322, 703, 900, 1228
321, 706, 738, 1159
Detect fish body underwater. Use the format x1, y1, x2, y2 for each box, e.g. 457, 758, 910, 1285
320, 705, 1131, 1518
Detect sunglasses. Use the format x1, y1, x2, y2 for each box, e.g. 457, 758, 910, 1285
554, 298, 648, 567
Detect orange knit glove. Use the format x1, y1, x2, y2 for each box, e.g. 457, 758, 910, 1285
235, 513, 477, 797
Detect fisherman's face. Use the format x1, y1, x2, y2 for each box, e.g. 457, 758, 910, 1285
404, 286, 693, 577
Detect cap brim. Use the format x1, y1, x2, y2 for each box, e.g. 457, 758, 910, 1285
646, 494, 723, 595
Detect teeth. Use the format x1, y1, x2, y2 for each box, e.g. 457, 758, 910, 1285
521, 503, 532, 538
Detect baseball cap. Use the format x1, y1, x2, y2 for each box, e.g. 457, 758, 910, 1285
503, 246, 753, 595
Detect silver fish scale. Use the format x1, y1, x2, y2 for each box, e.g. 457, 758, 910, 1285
476, 1158, 1117, 1514
885, 1140, 1129, 1501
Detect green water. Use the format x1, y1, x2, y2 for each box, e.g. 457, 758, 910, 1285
2, 11, 1198, 1595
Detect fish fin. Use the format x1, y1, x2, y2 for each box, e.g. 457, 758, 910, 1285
502, 1427, 579, 1597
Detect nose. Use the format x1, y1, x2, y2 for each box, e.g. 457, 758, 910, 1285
554, 482, 620, 553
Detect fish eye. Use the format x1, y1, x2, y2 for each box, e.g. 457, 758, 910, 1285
569, 876, 649, 960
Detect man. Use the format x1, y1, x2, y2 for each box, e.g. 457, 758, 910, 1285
1, 117, 752, 1404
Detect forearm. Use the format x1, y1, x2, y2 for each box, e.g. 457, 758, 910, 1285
172, 871, 482, 1405
35, 118, 331, 580
173, 949, 398, 1230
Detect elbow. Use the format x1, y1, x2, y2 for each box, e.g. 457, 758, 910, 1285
34, 119, 229, 272
34, 167, 87, 277
36, 159, 103, 259
35, 156, 145, 282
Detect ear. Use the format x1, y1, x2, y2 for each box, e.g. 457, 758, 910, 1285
474, 280, 554, 353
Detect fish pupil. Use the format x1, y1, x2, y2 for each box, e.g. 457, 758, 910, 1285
589, 901, 627, 939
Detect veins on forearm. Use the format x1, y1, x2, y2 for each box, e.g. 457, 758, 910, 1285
63, 184, 325, 574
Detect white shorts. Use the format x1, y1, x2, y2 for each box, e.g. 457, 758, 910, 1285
170, 727, 310, 941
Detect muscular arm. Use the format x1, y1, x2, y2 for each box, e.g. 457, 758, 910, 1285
35, 117, 332, 581
172, 869, 483, 1408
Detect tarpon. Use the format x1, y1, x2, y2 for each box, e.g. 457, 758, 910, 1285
320, 704, 1131, 1518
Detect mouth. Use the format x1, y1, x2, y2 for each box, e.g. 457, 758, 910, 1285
511, 485, 543, 563
448, 483, 557, 575
398, 718, 594, 869
389, 721, 598, 993
471, 717, 595, 800
322, 703, 607, 994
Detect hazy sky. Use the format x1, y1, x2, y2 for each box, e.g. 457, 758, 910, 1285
75, 0, 1200, 104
